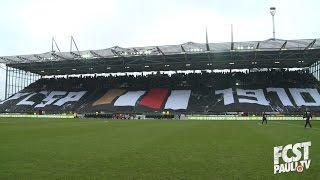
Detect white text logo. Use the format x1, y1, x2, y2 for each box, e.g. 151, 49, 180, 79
274, 141, 311, 174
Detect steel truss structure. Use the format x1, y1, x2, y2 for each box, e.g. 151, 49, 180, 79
0, 38, 319, 75
4, 66, 40, 99
1, 38, 320, 98
310, 61, 320, 81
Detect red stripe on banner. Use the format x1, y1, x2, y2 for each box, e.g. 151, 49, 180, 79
139, 88, 169, 109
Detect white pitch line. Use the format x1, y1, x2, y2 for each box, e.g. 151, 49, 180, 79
272, 121, 320, 131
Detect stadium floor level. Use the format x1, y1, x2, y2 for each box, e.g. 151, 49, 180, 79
0, 118, 319, 179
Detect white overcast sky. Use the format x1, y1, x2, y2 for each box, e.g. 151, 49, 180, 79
0, 0, 319, 100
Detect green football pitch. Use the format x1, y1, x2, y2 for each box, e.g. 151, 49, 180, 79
0, 118, 319, 180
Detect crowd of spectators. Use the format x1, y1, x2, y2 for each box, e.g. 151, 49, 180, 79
26, 69, 319, 91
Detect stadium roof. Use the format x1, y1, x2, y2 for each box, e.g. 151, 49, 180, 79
1, 38, 320, 75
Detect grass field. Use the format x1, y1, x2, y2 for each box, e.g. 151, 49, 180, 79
0, 118, 319, 179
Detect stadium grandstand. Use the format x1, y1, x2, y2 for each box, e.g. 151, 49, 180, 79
1, 38, 320, 118
3, 1, 320, 179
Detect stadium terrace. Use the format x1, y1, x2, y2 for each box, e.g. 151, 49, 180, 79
1, 38, 320, 117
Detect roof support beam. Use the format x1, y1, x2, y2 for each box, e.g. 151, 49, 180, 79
70, 36, 82, 58
70, 52, 82, 59
280, 41, 287, 50
205, 27, 210, 51
89, 51, 105, 58
132, 48, 139, 55
16, 56, 30, 63
231, 24, 234, 51
51, 52, 67, 60
70, 36, 81, 54
305, 39, 316, 50
51, 37, 61, 53
111, 49, 121, 57
181, 45, 188, 62
156, 46, 165, 56
256, 42, 260, 50
181, 45, 186, 53
34, 55, 43, 61
110, 48, 126, 67
0, 57, 12, 64
231, 42, 234, 51
156, 46, 166, 65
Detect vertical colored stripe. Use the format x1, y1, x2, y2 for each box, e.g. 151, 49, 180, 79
139, 88, 169, 110
114, 91, 146, 107
92, 89, 125, 106
164, 90, 191, 110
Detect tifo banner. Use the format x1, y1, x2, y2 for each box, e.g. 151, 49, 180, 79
0, 92, 30, 105
215, 87, 320, 106
139, 88, 169, 110
2, 87, 320, 113
92, 89, 125, 106
164, 90, 191, 110
289, 88, 320, 106
0, 91, 87, 107
266, 88, 293, 106
114, 91, 146, 107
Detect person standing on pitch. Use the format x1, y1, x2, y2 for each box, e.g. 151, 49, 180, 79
262, 112, 267, 124
303, 110, 312, 128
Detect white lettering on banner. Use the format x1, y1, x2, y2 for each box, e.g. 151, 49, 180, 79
289, 88, 320, 106
17, 93, 37, 106
39, 91, 50, 96
237, 89, 270, 105
215, 88, 234, 105
266, 88, 293, 106
35, 91, 67, 108
16, 91, 49, 106
53, 91, 87, 106
0, 92, 30, 105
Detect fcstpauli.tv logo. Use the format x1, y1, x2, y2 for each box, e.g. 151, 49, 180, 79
274, 141, 311, 174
